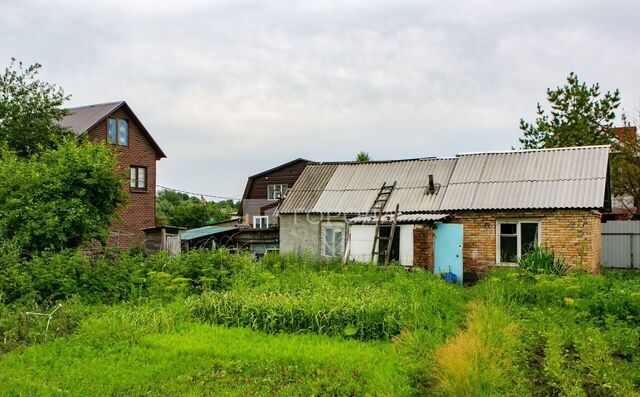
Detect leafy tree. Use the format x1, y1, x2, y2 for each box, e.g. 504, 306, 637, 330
519, 72, 621, 149
0, 140, 126, 253
610, 113, 640, 219
356, 151, 371, 162
156, 190, 238, 228
0, 58, 73, 157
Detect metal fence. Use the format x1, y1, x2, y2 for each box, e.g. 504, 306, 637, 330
601, 221, 640, 269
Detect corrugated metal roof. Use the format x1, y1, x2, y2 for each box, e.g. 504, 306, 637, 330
440, 145, 610, 210
279, 145, 610, 215
179, 226, 238, 241
349, 213, 450, 224
60, 102, 124, 134
278, 159, 456, 214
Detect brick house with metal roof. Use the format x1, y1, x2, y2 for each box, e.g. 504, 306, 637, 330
278, 146, 611, 281
61, 101, 166, 248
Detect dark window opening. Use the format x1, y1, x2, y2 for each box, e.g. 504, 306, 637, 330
377, 226, 400, 264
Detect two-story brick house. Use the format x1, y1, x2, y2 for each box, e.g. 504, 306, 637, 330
61, 101, 166, 248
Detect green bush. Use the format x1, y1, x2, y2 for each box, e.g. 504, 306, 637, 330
518, 245, 570, 275
0, 248, 254, 306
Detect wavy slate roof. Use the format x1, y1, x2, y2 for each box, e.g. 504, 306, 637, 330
278, 145, 610, 214
440, 145, 610, 210
279, 158, 457, 214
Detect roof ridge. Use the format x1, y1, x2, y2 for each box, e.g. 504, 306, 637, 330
449, 176, 606, 184
309, 157, 447, 165
65, 101, 124, 110
457, 145, 610, 156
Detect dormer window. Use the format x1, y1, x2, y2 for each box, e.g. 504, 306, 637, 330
107, 118, 128, 146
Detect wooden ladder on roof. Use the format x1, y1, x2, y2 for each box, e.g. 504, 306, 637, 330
369, 181, 399, 266
368, 181, 396, 215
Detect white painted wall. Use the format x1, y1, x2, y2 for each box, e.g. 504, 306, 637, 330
348, 225, 376, 262
399, 225, 414, 267
348, 224, 415, 267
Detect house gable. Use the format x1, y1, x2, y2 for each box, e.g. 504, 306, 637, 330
62, 101, 166, 159
239, 158, 310, 224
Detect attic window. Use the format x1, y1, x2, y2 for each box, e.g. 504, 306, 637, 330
268, 184, 288, 200
107, 118, 128, 146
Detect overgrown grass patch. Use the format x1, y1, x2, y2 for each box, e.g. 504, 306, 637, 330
190, 260, 465, 340
0, 320, 413, 396
429, 301, 530, 396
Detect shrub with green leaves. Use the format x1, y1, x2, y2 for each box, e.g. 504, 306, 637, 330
0, 140, 126, 252
518, 245, 570, 275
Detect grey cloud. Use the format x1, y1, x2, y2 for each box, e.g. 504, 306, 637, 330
1, 0, 639, 198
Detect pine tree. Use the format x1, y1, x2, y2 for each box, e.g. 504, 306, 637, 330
519, 73, 621, 149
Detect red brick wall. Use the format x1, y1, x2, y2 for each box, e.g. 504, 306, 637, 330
449, 210, 602, 274
87, 107, 159, 248
413, 226, 434, 270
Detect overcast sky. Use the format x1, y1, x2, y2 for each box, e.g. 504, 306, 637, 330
2, 0, 639, 199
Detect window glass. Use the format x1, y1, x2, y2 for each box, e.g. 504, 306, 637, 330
253, 216, 268, 229
334, 229, 344, 257
521, 223, 538, 254
498, 220, 540, 263
137, 167, 146, 189
108, 118, 117, 144
324, 227, 334, 257
322, 225, 344, 258
500, 235, 518, 262
129, 167, 136, 188
118, 119, 128, 146
500, 223, 517, 235
267, 184, 288, 200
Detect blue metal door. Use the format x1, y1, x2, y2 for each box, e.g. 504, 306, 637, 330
434, 224, 463, 284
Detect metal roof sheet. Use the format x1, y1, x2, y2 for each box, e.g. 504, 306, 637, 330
59, 101, 167, 159
349, 213, 450, 224
279, 145, 610, 215
440, 145, 610, 210
179, 226, 239, 241
60, 102, 124, 134
279, 159, 456, 214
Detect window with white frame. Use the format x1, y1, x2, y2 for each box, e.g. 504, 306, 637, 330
322, 223, 345, 258
496, 220, 540, 263
267, 184, 288, 200
253, 215, 269, 229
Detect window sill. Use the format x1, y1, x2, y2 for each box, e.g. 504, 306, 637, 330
492, 262, 518, 268
129, 188, 148, 194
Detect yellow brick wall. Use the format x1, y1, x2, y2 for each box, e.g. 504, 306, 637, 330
450, 210, 602, 274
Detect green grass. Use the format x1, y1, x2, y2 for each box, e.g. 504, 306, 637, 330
0, 322, 412, 396
2, 252, 640, 396
189, 262, 465, 340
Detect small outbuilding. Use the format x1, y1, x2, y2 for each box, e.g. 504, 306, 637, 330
278, 145, 611, 281
143, 226, 185, 255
